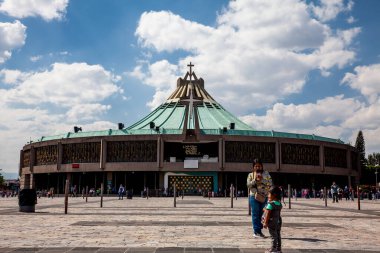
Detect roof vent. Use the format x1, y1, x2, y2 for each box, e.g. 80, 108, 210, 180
150, 122, 155, 129
155, 126, 160, 132
222, 127, 228, 133
230, 123, 235, 130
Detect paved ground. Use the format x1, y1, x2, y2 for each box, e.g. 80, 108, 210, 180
0, 196, 379, 253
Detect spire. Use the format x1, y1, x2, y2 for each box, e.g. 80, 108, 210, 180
183, 62, 198, 81
167, 63, 213, 102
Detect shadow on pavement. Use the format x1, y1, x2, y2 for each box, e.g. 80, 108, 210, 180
283, 237, 327, 242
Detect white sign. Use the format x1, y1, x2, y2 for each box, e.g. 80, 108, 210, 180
184, 160, 198, 169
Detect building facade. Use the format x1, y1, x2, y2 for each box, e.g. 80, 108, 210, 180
19, 67, 360, 195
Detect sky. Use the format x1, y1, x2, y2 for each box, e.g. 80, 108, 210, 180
1, 0, 380, 174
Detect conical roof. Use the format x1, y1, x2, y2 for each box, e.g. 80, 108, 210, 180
126, 67, 254, 133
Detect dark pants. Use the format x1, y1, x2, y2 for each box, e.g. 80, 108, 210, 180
118, 192, 123, 200
332, 193, 338, 203
269, 219, 282, 250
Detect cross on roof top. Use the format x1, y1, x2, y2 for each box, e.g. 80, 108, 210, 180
187, 62, 194, 75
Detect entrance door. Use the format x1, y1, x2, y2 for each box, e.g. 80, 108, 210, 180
168, 176, 213, 195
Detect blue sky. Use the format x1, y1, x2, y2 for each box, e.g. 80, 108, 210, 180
1, 0, 380, 174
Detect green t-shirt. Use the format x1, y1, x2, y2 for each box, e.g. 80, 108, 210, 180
266, 200, 281, 210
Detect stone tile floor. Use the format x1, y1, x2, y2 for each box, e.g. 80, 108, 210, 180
0, 196, 379, 253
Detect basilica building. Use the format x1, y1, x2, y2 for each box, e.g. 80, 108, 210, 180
19, 64, 359, 195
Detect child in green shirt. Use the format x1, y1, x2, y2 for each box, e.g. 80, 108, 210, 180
262, 186, 283, 253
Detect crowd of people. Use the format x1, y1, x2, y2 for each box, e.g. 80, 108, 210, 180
30, 183, 380, 202
0, 190, 18, 198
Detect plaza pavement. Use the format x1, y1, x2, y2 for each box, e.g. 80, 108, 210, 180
0, 195, 379, 253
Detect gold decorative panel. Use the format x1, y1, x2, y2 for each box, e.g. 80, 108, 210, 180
281, 143, 320, 166
62, 142, 100, 164
225, 141, 276, 163
168, 176, 213, 193
35, 145, 57, 165
107, 141, 157, 162
23, 150, 30, 168
324, 147, 347, 168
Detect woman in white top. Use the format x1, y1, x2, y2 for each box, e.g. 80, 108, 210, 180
247, 158, 273, 238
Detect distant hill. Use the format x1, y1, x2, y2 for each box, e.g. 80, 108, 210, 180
1, 172, 19, 180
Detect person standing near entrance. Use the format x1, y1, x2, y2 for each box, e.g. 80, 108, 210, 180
247, 159, 273, 238
118, 184, 125, 200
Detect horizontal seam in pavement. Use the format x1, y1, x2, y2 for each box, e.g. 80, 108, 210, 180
0, 248, 380, 253
292, 202, 380, 216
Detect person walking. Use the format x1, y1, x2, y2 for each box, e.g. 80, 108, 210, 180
331, 182, 339, 203
118, 184, 125, 200
72, 185, 77, 197
344, 186, 349, 201
247, 158, 273, 238
349, 187, 355, 201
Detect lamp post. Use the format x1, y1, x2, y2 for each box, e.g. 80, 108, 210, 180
375, 164, 379, 191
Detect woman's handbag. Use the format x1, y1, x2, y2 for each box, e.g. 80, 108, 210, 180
254, 191, 266, 203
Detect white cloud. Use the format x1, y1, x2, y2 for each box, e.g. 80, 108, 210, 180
131, 0, 378, 153
0, 0, 69, 21
342, 100, 380, 130
240, 95, 362, 133
342, 101, 380, 154
133, 0, 359, 114
359, 127, 380, 155
342, 64, 380, 103
311, 0, 353, 22
140, 60, 178, 90
0, 20, 26, 63
2, 62, 122, 107
0, 69, 30, 85
146, 89, 173, 110
66, 104, 112, 122
239, 94, 380, 154
0, 62, 122, 173
347, 16, 356, 24
0, 102, 116, 172
136, 11, 214, 52
305, 27, 360, 74
127, 60, 178, 109
30, 55, 42, 62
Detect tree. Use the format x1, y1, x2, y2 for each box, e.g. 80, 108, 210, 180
367, 152, 380, 168
355, 130, 366, 171
0, 172, 4, 187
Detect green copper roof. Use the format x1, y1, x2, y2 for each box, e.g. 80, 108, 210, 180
34, 68, 344, 145
196, 103, 252, 130
126, 102, 186, 130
